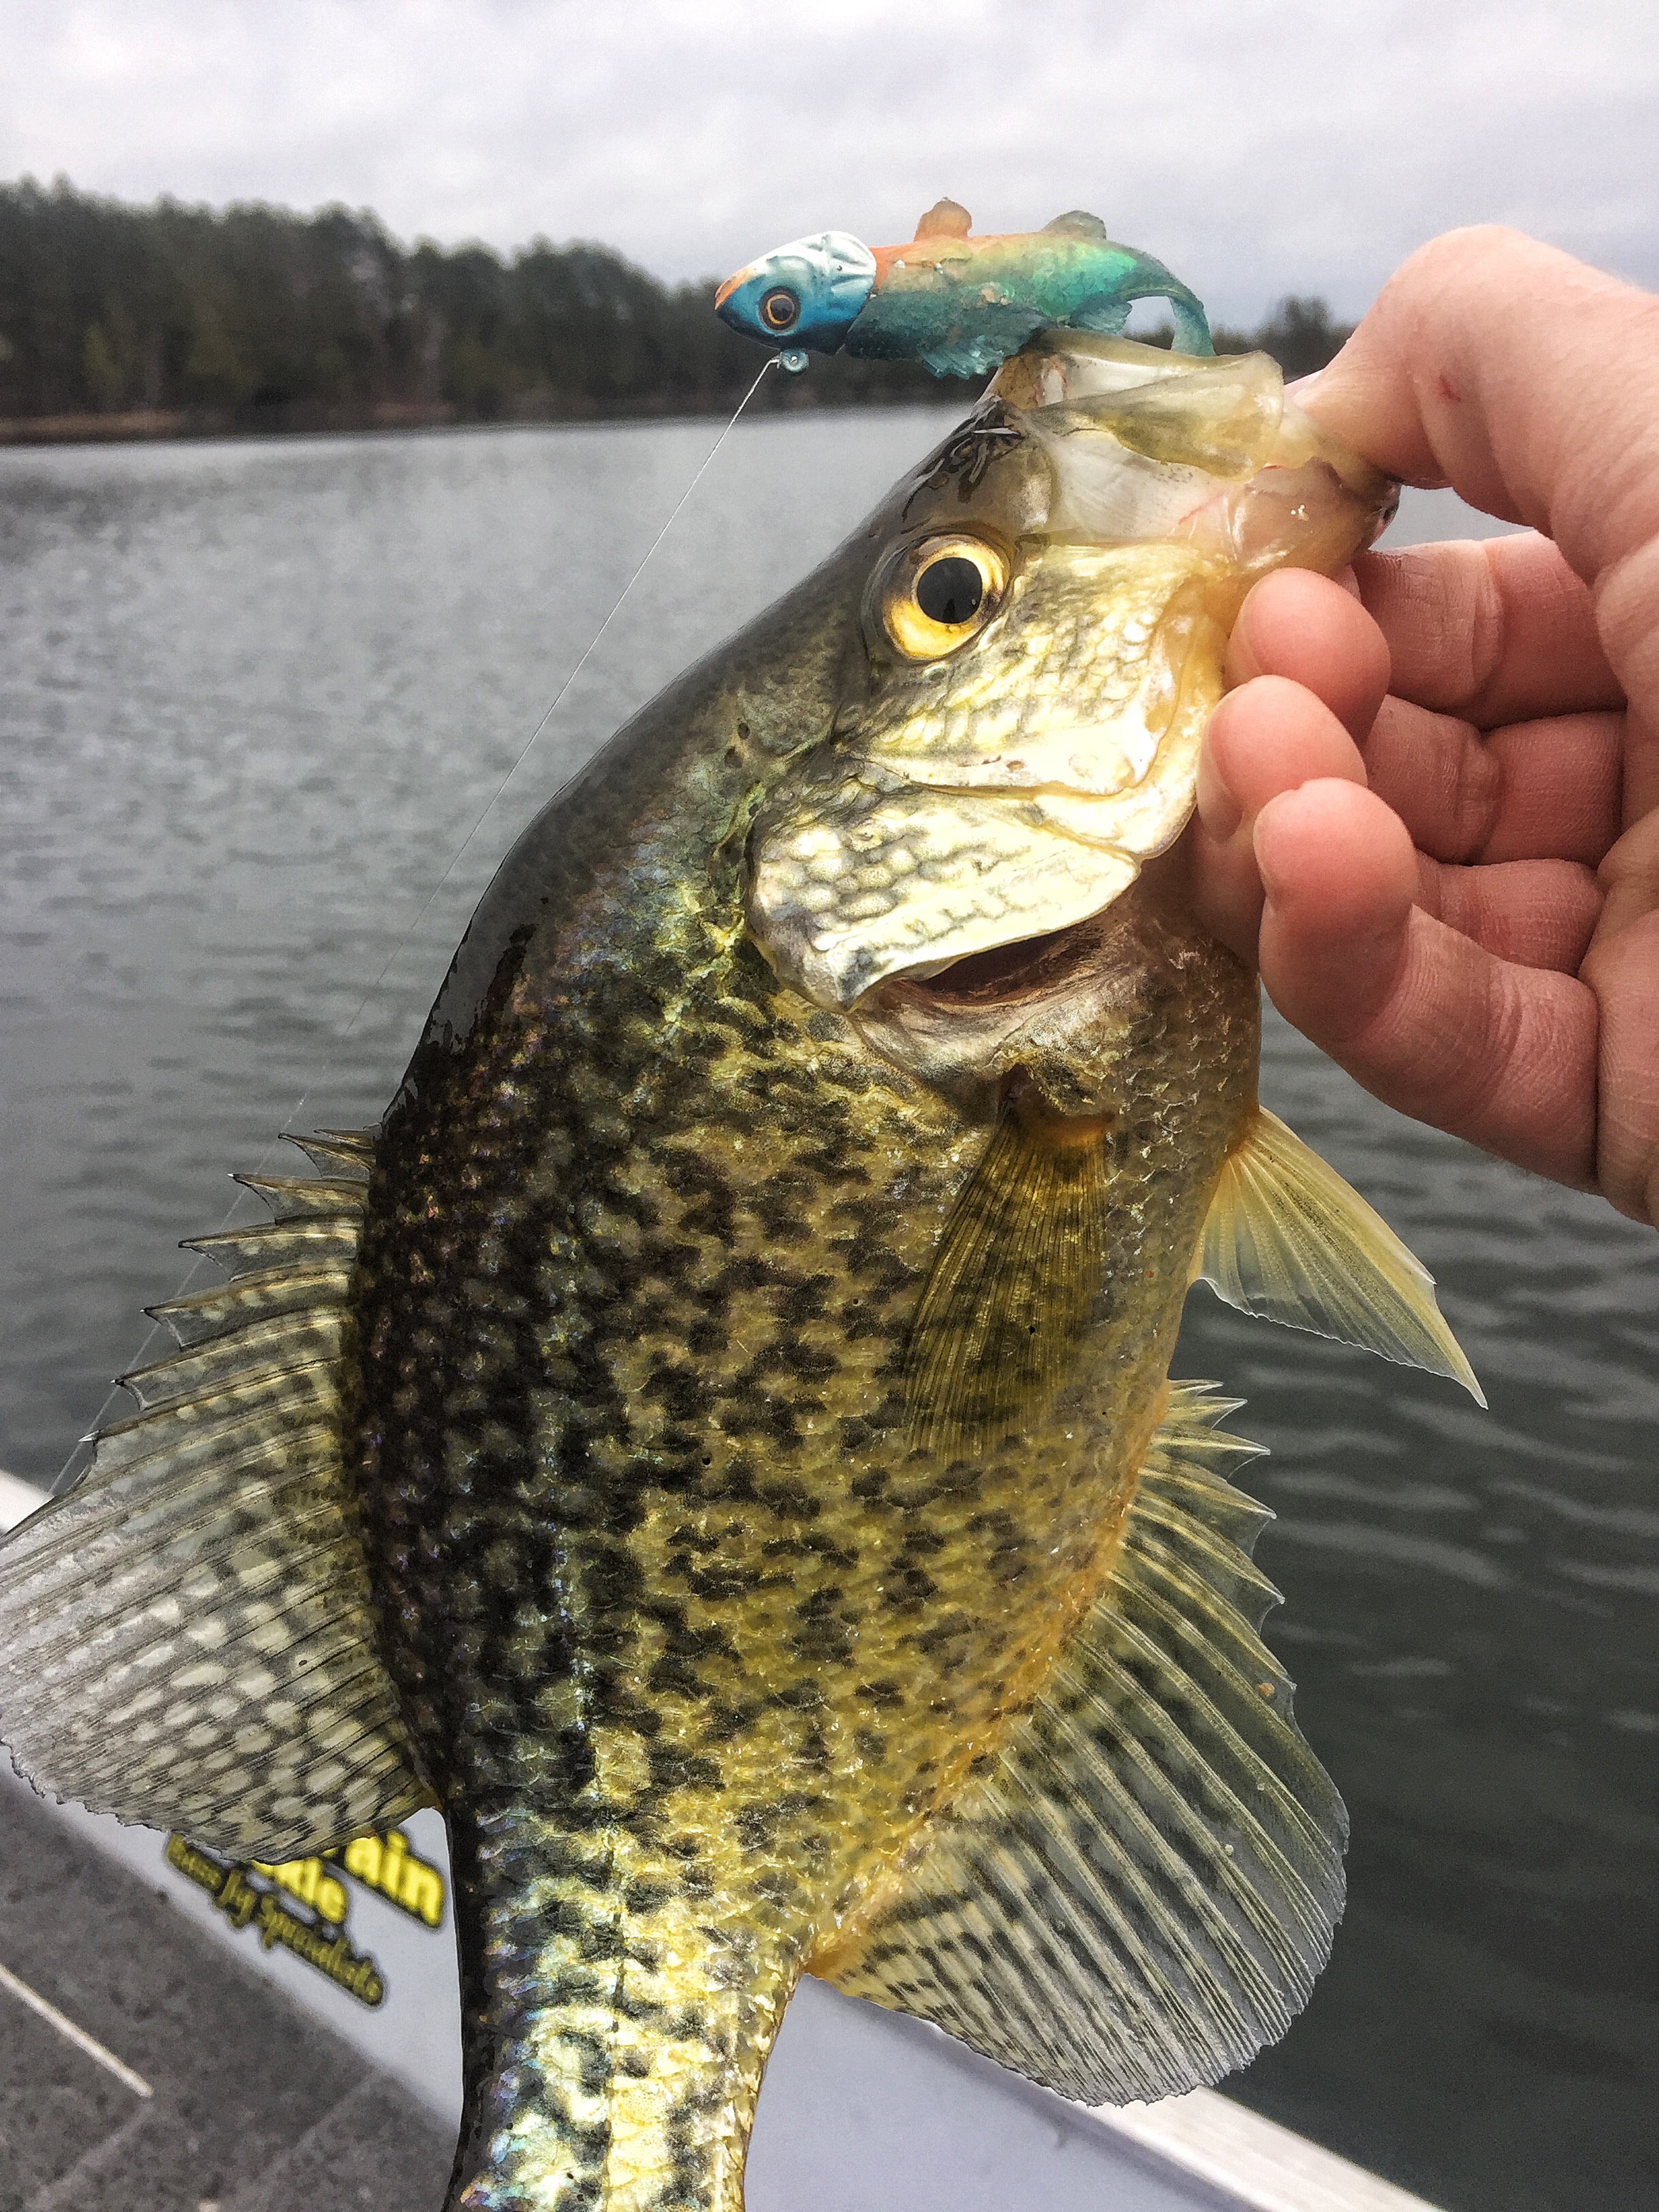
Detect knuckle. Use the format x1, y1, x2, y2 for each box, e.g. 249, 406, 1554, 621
1450, 722, 1502, 859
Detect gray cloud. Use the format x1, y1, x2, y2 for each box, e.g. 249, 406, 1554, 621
3, 0, 1653, 323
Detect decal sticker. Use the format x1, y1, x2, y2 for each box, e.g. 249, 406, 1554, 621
165, 1834, 386, 2006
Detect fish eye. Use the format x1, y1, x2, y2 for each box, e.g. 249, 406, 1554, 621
760, 287, 800, 332
916, 556, 983, 625
882, 535, 1009, 659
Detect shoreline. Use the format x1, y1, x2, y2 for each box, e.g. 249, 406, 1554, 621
0, 387, 968, 449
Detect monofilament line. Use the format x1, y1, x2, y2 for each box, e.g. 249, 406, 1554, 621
55, 360, 777, 1492
291, 353, 781, 1083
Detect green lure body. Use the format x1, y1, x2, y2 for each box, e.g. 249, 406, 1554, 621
716, 203, 1213, 375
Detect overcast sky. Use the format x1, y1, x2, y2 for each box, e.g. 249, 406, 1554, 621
3, 0, 1654, 325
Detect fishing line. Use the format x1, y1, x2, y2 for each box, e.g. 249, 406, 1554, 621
54, 357, 779, 1493
291, 351, 782, 1092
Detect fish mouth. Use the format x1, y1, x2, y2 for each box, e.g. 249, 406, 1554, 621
839, 907, 1128, 1105
744, 773, 1149, 1015
902, 920, 1092, 1004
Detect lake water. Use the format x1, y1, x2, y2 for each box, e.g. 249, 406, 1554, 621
1, 413, 1654, 2212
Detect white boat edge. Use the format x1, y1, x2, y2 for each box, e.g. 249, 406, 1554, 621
0, 1469, 47, 1532
1095, 2087, 1443, 2211
0, 1467, 1443, 2212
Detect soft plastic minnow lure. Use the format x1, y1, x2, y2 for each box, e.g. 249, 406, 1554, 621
716, 199, 1213, 375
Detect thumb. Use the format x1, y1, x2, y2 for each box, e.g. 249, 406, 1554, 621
1298, 227, 1659, 714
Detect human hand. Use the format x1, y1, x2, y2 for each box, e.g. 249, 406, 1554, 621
1187, 226, 1659, 1226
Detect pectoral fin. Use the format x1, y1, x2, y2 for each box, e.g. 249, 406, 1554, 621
1195, 1107, 1484, 1403
904, 1086, 1112, 1457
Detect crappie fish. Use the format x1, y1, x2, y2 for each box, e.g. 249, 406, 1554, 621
0, 333, 1481, 2212
716, 199, 1213, 375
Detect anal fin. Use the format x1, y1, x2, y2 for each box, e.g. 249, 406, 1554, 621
0, 1132, 432, 1858
819, 1384, 1346, 2105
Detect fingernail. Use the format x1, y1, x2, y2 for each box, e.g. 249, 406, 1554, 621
1197, 702, 1243, 842
1226, 595, 1265, 687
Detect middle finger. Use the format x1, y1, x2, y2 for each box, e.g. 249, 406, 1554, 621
1363, 695, 1624, 865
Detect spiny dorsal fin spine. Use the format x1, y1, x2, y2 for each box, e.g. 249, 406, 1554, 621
1092, 1551, 1339, 1849
1141, 1463, 1271, 1548
121, 1311, 346, 1410
1113, 1523, 1284, 1682
147, 1263, 352, 1347
1123, 1486, 1281, 1614
94, 1364, 339, 1463
283, 1132, 373, 1182
182, 1219, 363, 1276
235, 1172, 367, 1220
309, 1125, 377, 1160
1095, 1575, 1321, 1845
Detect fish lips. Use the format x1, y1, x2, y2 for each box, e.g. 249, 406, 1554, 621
715, 231, 877, 352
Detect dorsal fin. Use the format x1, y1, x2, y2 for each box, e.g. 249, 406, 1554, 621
915, 197, 972, 239
1195, 1107, 1483, 1401
310, 1124, 379, 1159
285, 1130, 374, 1182
0, 1131, 431, 1859
182, 1216, 364, 1274
232, 1172, 367, 1221
1043, 209, 1110, 239
147, 1261, 352, 1348
817, 1384, 1346, 2102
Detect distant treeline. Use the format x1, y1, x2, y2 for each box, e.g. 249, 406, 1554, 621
0, 178, 1353, 438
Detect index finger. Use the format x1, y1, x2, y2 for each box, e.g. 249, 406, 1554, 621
1299, 228, 1659, 717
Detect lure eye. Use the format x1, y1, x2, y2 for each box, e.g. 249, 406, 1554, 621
760, 287, 800, 333
882, 535, 1009, 659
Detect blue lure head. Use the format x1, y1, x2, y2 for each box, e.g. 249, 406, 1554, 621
714, 231, 877, 356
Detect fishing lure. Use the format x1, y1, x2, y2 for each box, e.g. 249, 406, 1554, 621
716, 199, 1213, 375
